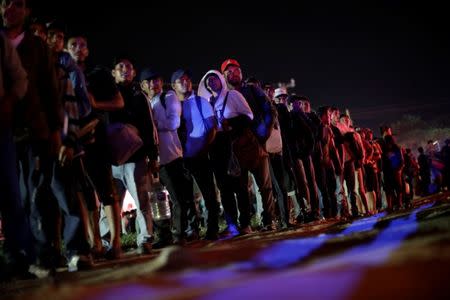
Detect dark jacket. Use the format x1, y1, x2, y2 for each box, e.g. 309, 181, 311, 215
288, 110, 315, 159
418, 153, 430, 177
14, 31, 63, 141
275, 103, 294, 162
110, 83, 158, 162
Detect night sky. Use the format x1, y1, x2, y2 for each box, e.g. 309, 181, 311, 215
34, 1, 450, 131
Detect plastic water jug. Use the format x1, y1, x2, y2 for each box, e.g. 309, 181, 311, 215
150, 177, 171, 221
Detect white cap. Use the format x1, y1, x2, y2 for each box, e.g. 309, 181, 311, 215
274, 87, 288, 98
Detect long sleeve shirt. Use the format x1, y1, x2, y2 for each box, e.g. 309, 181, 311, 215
150, 90, 183, 165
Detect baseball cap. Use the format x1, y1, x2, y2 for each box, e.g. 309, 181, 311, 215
46, 20, 67, 34
274, 87, 288, 98
170, 69, 192, 84
139, 68, 161, 82
221, 58, 240, 73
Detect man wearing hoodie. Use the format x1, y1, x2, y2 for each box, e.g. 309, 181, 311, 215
198, 70, 255, 234
220, 59, 277, 231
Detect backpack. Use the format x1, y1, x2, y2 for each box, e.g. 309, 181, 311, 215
243, 84, 276, 144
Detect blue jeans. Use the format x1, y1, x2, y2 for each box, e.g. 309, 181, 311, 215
112, 159, 153, 246
0, 128, 35, 264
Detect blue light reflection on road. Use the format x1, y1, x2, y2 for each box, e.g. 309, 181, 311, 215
92, 203, 434, 300
250, 212, 387, 269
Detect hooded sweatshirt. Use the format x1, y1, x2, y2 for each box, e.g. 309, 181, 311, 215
198, 70, 253, 131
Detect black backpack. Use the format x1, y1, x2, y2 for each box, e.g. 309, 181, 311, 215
243, 84, 276, 144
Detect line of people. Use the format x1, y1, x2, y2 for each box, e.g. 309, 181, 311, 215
1, 0, 448, 279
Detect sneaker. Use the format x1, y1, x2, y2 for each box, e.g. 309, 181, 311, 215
67, 255, 80, 272
260, 221, 277, 232
28, 264, 50, 279
137, 242, 152, 255
152, 239, 173, 249
186, 231, 199, 242
219, 225, 240, 238
295, 214, 305, 225
77, 254, 95, 270
105, 246, 123, 260
239, 226, 253, 235
173, 237, 187, 246
204, 231, 219, 241
91, 246, 106, 260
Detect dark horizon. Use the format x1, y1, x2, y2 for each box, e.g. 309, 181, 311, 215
30, 1, 450, 131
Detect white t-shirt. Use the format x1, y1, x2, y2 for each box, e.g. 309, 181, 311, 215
214, 90, 253, 131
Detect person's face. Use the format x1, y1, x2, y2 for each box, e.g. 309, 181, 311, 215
112, 59, 135, 84
223, 65, 242, 87
1, 0, 29, 28
149, 77, 163, 94
321, 109, 331, 125
264, 87, 274, 99
331, 110, 340, 123
292, 100, 302, 112
385, 128, 392, 136
276, 95, 288, 106
173, 74, 192, 95
67, 37, 89, 63
302, 101, 311, 113
206, 75, 222, 94
30, 23, 46, 41
359, 130, 366, 140
341, 116, 351, 128
47, 29, 65, 52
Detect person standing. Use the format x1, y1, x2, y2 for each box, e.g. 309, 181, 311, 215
220, 59, 277, 231
0, 30, 44, 279
110, 58, 159, 253
140, 68, 196, 245
2, 0, 64, 269
171, 69, 220, 240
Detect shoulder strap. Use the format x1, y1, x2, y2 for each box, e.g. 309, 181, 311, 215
195, 95, 205, 120
160, 91, 167, 110
219, 92, 229, 120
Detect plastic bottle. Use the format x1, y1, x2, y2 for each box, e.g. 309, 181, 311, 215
150, 175, 171, 221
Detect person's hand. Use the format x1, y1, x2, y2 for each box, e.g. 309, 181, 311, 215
335, 164, 343, 176
221, 119, 231, 131
0, 98, 13, 128
147, 159, 159, 175
49, 131, 62, 157
58, 145, 74, 167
